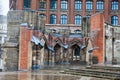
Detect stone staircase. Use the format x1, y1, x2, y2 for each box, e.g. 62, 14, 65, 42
86, 65, 120, 72
61, 65, 120, 80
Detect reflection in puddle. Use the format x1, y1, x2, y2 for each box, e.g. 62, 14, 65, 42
0, 71, 81, 80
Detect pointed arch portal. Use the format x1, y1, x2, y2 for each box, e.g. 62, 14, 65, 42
73, 44, 80, 61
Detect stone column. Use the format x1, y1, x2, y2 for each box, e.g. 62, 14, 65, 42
68, 48, 71, 62
51, 52, 54, 65
40, 48, 44, 66
32, 45, 37, 69
69, 48, 73, 62
36, 46, 40, 68
60, 47, 63, 63
81, 49, 86, 64
66, 49, 69, 64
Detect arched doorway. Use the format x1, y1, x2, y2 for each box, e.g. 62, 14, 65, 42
71, 44, 81, 64
54, 43, 61, 64
73, 44, 80, 61
31, 43, 43, 69
44, 43, 49, 65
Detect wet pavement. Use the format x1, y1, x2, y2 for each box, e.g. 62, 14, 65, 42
0, 70, 110, 80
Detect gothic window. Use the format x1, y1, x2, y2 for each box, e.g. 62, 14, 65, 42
24, 0, 31, 8
86, 0, 93, 10
50, 14, 56, 24
39, 0, 46, 9
112, 0, 119, 10
61, 0, 68, 10
60, 14, 67, 24
96, 0, 104, 10
50, 0, 57, 9
75, 15, 82, 25
111, 16, 118, 26
75, 0, 82, 10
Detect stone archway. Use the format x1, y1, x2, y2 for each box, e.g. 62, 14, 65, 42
70, 44, 86, 64
31, 43, 43, 69
44, 43, 49, 65
54, 43, 61, 64
72, 44, 80, 61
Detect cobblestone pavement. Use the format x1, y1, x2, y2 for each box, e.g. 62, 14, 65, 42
0, 70, 110, 80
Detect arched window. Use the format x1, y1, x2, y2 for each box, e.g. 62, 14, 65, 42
39, 0, 46, 9
50, 14, 56, 24
60, 15, 67, 24
86, 0, 93, 10
24, 0, 31, 8
50, 0, 57, 9
75, 15, 82, 25
111, 16, 118, 26
61, 0, 68, 10
112, 0, 118, 10
96, 0, 104, 10
75, 0, 82, 10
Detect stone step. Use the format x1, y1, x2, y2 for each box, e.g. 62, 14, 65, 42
86, 65, 120, 72
62, 68, 120, 79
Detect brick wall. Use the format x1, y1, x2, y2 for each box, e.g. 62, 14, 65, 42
90, 13, 105, 63
16, 0, 23, 10
19, 27, 33, 70
15, 0, 120, 25
31, 0, 38, 10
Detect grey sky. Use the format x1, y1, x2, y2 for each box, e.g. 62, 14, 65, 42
0, 0, 9, 16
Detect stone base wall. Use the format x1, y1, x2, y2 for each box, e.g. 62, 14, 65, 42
106, 39, 120, 64
5, 48, 18, 71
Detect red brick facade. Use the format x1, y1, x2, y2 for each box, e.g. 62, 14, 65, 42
14, 0, 120, 25
12, 0, 119, 70
19, 27, 33, 70
90, 13, 105, 63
